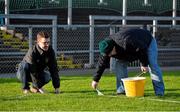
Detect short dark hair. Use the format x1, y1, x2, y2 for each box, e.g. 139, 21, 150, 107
37, 31, 50, 39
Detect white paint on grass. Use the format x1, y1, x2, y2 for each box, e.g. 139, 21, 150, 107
139, 97, 180, 104
95, 88, 104, 96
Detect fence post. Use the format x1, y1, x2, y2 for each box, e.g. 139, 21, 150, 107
122, 0, 127, 26
172, 0, 177, 26
52, 17, 57, 56
68, 0, 72, 26
4, 0, 9, 30
28, 27, 33, 48
153, 19, 157, 37
110, 27, 116, 72
89, 15, 94, 67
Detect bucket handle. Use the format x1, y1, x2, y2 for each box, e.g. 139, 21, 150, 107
136, 72, 146, 77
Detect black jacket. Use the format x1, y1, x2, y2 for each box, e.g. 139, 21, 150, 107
23, 44, 60, 89
93, 28, 153, 82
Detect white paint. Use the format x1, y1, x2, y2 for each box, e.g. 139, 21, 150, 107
140, 97, 180, 104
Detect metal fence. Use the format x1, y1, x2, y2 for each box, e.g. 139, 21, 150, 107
0, 15, 180, 74
1, 24, 180, 74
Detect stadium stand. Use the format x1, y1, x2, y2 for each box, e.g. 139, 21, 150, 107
57, 54, 82, 69
0, 0, 180, 24
0, 29, 83, 73
0, 0, 178, 13
0, 30, 28, 73
157, 28, 180, 66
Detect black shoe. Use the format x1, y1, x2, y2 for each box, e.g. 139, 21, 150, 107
117, 92, 125, 95
156, 94, 164, 98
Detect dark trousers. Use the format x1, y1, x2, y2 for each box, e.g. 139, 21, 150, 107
16, 61, 51, 90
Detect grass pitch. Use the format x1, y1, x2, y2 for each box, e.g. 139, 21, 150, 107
0, 71, 180, 111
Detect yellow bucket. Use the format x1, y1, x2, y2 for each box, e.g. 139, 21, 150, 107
121, 77, 146, 97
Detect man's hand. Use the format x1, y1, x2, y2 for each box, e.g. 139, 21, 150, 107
91, 80, 98, 89
54, 88, 60, 94
141, 66, 148, 73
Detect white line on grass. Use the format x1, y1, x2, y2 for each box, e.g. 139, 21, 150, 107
104, 95, 119, 98
98, 94, 180, 103
139, 97, 180, 104
95, 89, 122, 97
15, 94, 31, 99
6, 94, 31, 100
96, 94, 118, 97
96, 94, 125, 98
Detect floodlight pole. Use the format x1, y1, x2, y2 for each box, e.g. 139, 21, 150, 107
68, 0, 72, 25
5, 0, 9, 30
122, 0, 127, 26
172, 0, 177, 26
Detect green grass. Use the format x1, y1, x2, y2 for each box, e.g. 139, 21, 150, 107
0, 71, 180, 111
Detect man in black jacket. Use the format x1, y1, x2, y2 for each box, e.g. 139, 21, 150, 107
17, 31, 60, 94
91, 28, 165, 96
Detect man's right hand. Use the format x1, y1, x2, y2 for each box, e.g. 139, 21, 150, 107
141, 66, 148, 73
91, 80, 98, 89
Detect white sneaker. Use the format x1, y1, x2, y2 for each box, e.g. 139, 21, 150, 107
117, 86, 125, 95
